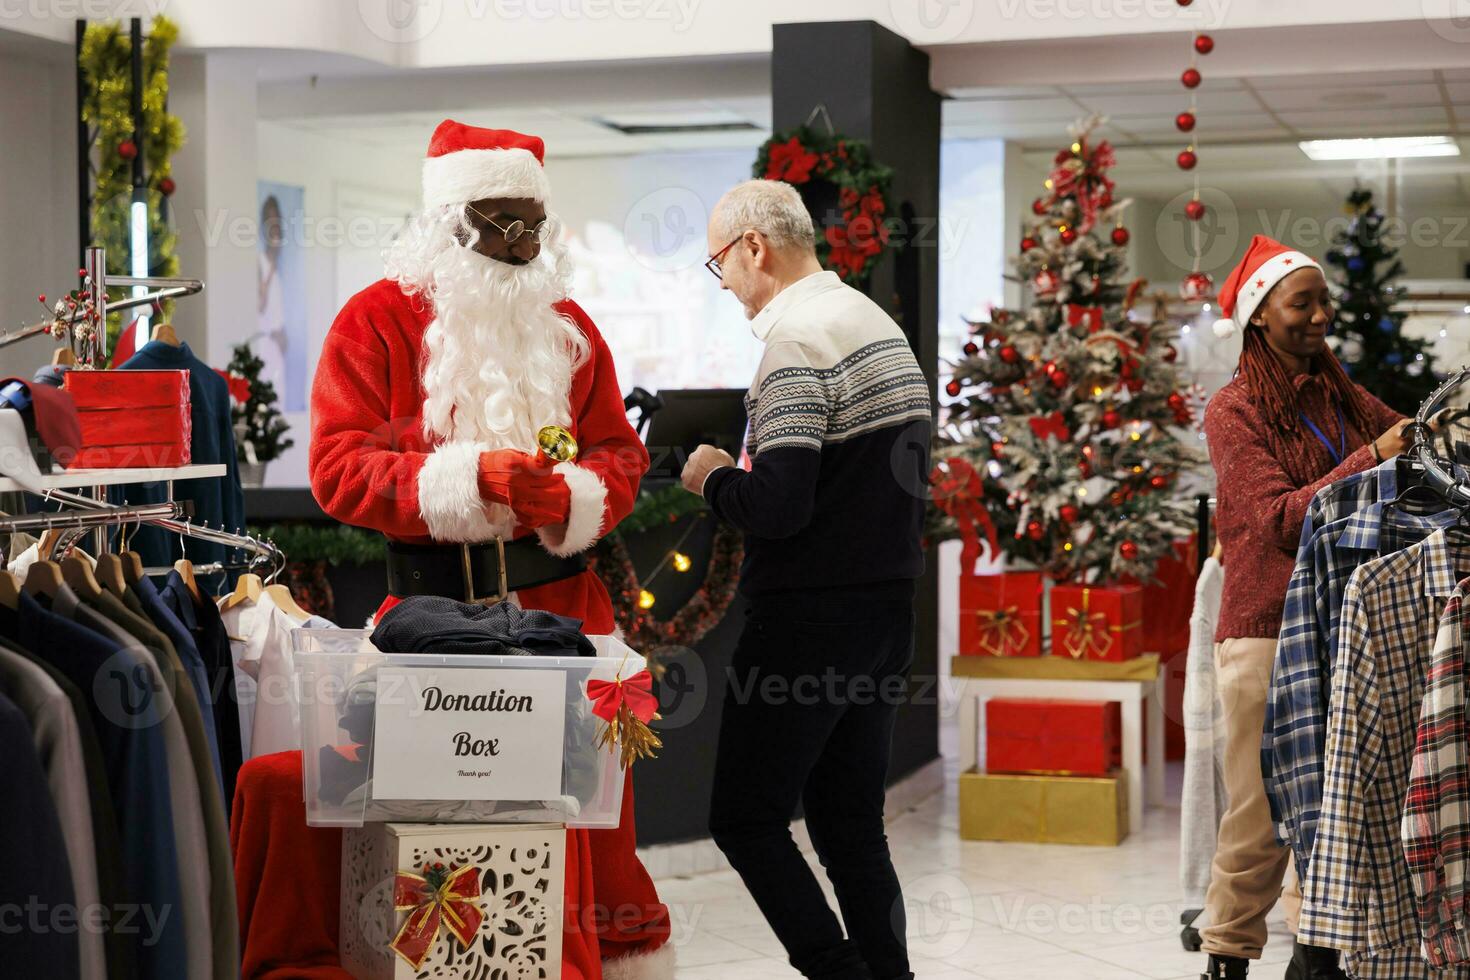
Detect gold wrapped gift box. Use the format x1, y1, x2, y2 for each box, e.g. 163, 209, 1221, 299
958, 768, 1129, 846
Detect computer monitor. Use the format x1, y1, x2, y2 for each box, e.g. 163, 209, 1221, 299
641, 388, 749, 482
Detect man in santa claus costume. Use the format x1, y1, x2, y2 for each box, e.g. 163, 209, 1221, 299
308, 120, 673, 979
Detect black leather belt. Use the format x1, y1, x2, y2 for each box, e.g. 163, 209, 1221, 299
386, 538, 587, 603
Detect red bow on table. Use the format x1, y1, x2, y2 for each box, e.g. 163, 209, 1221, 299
930, 458, 1000, 572
1028, 412, 1072, 443
586, 669, 663, 768
390, 863, 484, 969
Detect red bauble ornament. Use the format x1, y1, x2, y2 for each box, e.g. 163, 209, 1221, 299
1033, 268, 1060, 296
1032, 198, 1048, 216
1109, 491, 1126, 507
991, 441, 1005, 457
1163, 345, 1178, 363
1020, 236, 1037, 252
963, 341, 979, 356
1119, 540, 1140, 560
1177, 149, 1198, 170
1185, 199, 1206, 221
945, 380, 962, 397
117, 140, 138, 160
1111, 227, 1130, 246
1179, 271, 1214, 302
1149, 474, 1169, 490
1167, 391, 1186, 410
1026, 520, 1045, 541
1059, 504, 1080, 524
1079, 460, 1093, 478
1181, 68, 1202, 89
1060, 227, 1078, 245
1050, 370, 1070, 388
1194, 34, 1214, 54
999, 345, 1020, 364
158, 176, 176, 196
1175, 111, 1196, 133
1102, 409, 1122, 429
1176, 0, 1192, 5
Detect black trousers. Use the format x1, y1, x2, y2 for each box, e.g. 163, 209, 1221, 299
708, 591, 916, 980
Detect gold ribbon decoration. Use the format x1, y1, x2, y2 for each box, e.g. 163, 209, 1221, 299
974, 605, 1031, 657
1052, 588, 1142, 659
390, 862, 484, 969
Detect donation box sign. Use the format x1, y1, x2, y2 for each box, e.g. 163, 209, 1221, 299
371, 667, 567, 801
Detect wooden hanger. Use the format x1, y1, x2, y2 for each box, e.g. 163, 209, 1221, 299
61, 554, 103, 601
23, 561, 63, 599
265, 583, 310, 623
174, 558, 200, 603
39, 528, 64, 562
0, 570, 19, 610
121, 551, 145, 586
95, 553, 130, 595
51, 345, 76, 367
151, 322, 181, 347
221, 573, 263, 611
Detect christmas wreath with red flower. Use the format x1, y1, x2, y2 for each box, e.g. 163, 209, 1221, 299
754, 126, 895, 284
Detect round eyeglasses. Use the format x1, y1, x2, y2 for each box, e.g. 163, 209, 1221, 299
466, 204, 553, 246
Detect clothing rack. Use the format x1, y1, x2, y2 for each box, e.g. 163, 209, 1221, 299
1408, 366, 1470, 505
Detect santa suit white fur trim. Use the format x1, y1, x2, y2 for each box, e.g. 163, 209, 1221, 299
422, 147, 551, 209
416, 442, 512, 542
601, 943, 676, 980
536, 461, 607, 556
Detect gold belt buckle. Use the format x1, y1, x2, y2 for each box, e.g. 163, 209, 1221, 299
461, 537, 509, 606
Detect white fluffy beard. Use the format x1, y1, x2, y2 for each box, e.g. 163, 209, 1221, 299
385, 205, 589, 449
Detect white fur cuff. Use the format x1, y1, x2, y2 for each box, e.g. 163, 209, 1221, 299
601, 944, 676, 980
417, 442, 507, 542
423, 147, 551, 208
536, 461, 607, 556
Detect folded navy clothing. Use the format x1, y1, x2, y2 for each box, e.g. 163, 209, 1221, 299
371, 595, 596, 657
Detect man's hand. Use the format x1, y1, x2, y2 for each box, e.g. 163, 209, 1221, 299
682, 444, 735, 496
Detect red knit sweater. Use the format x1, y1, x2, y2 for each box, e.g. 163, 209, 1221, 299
1204, 372, 1402, 641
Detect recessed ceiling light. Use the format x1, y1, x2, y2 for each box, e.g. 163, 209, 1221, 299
1299, 136, 1460, 160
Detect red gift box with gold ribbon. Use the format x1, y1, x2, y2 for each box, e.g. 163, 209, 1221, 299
986, 698, 1122, 776
1049, 583, 1144, 661
958, 571, 1043, 657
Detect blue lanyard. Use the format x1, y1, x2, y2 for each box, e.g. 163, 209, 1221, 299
1300, 404, 1347, 466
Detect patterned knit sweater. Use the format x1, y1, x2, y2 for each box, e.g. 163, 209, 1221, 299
703, 271, 933, 597
1203, 372, 1402, 641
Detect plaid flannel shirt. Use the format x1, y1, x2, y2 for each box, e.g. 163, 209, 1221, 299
1299, 529, 1467, 962
1267, 502, 1454, 876
1404, 584, 1470, 969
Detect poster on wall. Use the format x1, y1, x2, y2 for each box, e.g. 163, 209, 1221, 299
257, 181, 307, 412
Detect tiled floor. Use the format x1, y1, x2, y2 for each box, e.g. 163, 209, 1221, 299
652, 756, 1297, 979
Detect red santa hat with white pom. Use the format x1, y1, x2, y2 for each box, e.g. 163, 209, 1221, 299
1211, 234, 1322, 338
422, 119, 551, 208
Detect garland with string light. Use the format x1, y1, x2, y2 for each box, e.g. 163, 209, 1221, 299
590, 487, 743, 660
79, 16, 185, 355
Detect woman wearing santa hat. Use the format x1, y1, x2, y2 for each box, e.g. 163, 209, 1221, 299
1198, 235, 1410, 980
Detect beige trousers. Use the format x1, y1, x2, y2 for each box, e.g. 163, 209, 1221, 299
1201, 636, 1302, 960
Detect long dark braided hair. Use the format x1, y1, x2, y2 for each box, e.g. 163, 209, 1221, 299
1236, 323, 1376, 440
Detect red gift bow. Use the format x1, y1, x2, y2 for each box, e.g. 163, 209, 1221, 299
1028, 412, 1071, 443
930, 458, 1000, 571
213, 368, 252, 405
587, 669, 659, 725
390, 864, 484, 969
975, 606, 1031, 657
1066, 304, 1105, 333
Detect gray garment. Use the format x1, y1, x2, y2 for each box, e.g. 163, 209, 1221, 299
0, 643, 107, 980
53, 586, 217, 980
1180, 557, 1229, 907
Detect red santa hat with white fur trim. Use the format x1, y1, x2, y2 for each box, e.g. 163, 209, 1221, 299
1212, 234, 1322, 338
421, 119, 551, 209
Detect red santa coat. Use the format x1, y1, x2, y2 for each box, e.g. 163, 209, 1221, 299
307, 278, 673, 979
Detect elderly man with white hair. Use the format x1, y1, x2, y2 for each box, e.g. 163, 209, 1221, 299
680, 179, 933, 980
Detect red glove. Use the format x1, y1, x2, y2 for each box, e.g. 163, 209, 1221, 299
476, 449, 571, 529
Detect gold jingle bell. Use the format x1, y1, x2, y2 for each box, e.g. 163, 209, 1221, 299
536, 425, 579, 464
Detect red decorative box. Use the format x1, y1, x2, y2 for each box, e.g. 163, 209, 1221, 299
987, 698, 1122, 776
64, 370, 191, 469
959, 571, 1043, 657
1050, 584, 1144, 661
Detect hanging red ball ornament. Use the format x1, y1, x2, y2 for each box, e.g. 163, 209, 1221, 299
1194, 34, 1214, 54
1179, 271, 1214, 302
1026, 520, 1045, 541
1185, 199, 1207, 221
1102, 408, 1122, 429
963, 341, 979, 356
158, 176, 176, 196
1119, 540, 1140, 560
1181, 68, 1202, 89
1020, 236, 1037, 252
1167, 392, 1186, 411
1059, 504, 1080, 524
117, 140, 138, 160
1033, 268, 1061, 296
1176, 0, 1193, 5
991, 441, 1005, 457
1149, 474, 1169, 490
1050, 369, 1070, 388
1175, 111, 1196, 132
1177, 149, 1198, 170
945, 380, 962, 397
1060, 227, 1078, 245
1111, 226, 1130, 246
1032, 198, 1048, 216
999, 345, 1020, 364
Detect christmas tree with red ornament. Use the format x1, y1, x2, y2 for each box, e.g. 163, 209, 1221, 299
934, 118, 1201, 584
